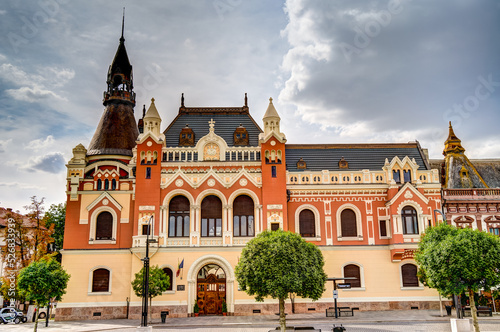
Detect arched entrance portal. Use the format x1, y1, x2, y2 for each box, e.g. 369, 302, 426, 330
196, 264, 226, 315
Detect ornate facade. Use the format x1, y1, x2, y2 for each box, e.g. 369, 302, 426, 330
430, 123, 500, 234
58, 30, 445, 320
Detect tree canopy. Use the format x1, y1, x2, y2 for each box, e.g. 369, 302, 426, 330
18, 257, 70, 332
43, 203, 66, 261
235, 230, 327, 331
131, 265, 170, 321
416, 223, 500, 332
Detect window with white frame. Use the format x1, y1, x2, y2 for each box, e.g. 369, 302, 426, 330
299, 209, 315, 237
401, 263, 419, 287
92, 268, 110, 292
402, 206, 418, 234
341, 209, 357, 237
343, 264, 361, 288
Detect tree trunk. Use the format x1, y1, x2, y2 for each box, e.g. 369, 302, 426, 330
469, 289, 480, 332
279, 297, 286, 331
290, 293, 295, 314
33, 304, 39, 332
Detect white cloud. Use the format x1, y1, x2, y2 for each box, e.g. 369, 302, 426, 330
25, 135, 55, 150
0, 139, 12, 153
0, 10, 6, 15
5, 86, 66, 102
21, 152, 66, 174
0, 182, 43, 190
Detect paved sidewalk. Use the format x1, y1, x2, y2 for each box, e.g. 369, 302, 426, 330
1, 310, 499, 332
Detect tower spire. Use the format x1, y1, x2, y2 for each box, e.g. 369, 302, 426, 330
121, 7, 125, 41
443, 122, 465, 155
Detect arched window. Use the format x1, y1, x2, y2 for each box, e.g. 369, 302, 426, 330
92, 268, 110, 292
233, 195, 254, 237
163, 267, 174, 291
97, 179, 102, 190
393, 170, 401, 183
201, 195, 222, 237
401, 263, 419, 287
96, 211, 113, 240
341, 209, 357, 237
104, 179, 109, 190
343, 264, 361, 288
299, 209, 315, 237
112, 179, 117, 190
402, 206, 418, 234
169, 196, 190, 237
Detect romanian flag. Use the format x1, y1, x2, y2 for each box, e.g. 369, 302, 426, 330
176, 259, 184, 277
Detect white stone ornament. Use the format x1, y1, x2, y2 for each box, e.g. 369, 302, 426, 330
404, 191, 413, 199
147, 141, 152, 146
175, 179, 184, 187
239, 178, 248, 186
102, 199, 109, 206
270, 140, 276, 146
207, 179, 216, 187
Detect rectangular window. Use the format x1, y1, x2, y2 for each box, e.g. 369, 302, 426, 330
146, 167, 151, 179
272, 166, 277, 178
271, 223, 279, 231
404, 170, 411, 182
379, 220, 387, 237
169, 216, 175, 237
142, 224, 150, 236
393, 170, 400, 183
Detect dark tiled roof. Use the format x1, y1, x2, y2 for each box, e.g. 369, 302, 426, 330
87, 103, 139, 157
470, 160, 500, 188
285, 144, 428, 172
164, 113, 262, 147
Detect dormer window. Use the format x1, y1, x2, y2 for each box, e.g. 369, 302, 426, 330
233, 124, 249, 146
339, 157, 348, 169
297, 158, 307, 170
179, 124, 195, 146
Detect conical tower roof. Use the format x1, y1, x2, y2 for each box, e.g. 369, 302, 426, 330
263, 97, 280, 119
87, 21, 138, 157
443, 122, 465, 155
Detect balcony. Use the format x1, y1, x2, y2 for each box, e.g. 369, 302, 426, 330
132, 235, 159, 248
443, 188, 500, 201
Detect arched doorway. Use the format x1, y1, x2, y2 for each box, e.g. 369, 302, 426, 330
196, 264, 226, 315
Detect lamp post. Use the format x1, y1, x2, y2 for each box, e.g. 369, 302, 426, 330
141, 216, 153, 327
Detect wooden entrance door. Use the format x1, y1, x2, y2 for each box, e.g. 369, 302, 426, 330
197, 264, 226, 315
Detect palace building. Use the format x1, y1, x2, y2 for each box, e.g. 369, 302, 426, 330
57, 29, 445, 320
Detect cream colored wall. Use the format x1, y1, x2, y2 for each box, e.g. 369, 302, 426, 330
61, 246, 437, 308
60, 250, 132, 306
321, 248, 438, 300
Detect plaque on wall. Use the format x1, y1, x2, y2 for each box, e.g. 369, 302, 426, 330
177, 285, 185, 291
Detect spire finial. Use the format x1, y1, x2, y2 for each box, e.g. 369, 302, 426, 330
244, 93, 248, 107
181, 93, 185, 107
269, 97, 273, 103
121, 8, 125, 41
151, 97, 155, 103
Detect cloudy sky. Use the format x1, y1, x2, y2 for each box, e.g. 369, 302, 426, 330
1, 0, 499, 213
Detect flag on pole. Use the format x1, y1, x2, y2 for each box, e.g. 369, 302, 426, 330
176, 258, 184, 277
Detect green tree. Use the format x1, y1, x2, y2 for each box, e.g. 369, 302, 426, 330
43, 203, 66, 261
131, 265, 170, 322
235, 230, 327, 331
18, 257, 70, 332
416, 223, 500, 332
24, 196, 54, 261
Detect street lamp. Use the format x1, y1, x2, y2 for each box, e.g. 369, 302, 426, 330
141, 215, 156, 327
